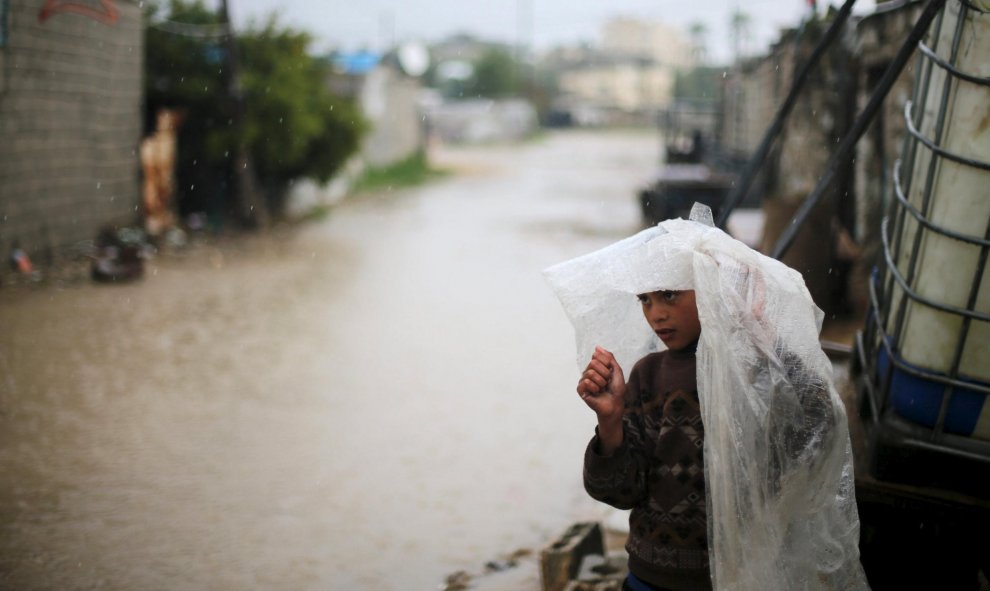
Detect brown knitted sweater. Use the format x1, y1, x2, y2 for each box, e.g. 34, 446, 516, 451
584, 348, 712, 591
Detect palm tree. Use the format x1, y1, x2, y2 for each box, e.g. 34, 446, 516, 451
730, 9, 752, 61
689, 21, 709, 65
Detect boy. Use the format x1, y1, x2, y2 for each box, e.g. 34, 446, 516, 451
578, 290, 708, 591
545, 207, 869, 591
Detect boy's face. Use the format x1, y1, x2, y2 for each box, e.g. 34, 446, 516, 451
637, 290, 702, 351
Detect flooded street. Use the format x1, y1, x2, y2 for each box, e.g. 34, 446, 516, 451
0, 130, 658, 590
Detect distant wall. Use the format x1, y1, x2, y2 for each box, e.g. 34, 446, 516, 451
425, 98, 538, 144
852, 2, 923, 251
0, 0, 143, 264
721, 3, 923, 316
359, 66, 423, 168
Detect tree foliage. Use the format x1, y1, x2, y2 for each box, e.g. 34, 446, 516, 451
144, 0, 364, 220
674, 66, 723, 102
237, 20, 364, 188
464, 47, 521, 99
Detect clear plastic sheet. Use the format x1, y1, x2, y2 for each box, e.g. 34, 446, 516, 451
545, 205, 870, 591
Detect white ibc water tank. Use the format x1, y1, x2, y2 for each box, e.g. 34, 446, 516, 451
888, 0, 990, 385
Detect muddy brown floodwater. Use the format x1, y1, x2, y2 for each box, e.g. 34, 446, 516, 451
0, 130, 659, 590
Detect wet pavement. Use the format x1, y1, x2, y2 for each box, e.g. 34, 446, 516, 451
0, 130, 660, 590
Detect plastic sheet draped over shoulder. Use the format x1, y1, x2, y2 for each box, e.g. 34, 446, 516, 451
544, 205, 870, 591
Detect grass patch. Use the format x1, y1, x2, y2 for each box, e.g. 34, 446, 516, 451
355, 150, 448, 193
297, 203, 333, 223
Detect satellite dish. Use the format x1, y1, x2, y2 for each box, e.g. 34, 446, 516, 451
397, 42, 430, 77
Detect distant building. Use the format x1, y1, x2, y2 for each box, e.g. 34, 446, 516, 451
423, 33, 538, 143
429, 33, 513, 66
557, 54, 677, 117
545, 17, 694, 124
327, 50, 424, 168
356, 61, 424, 167
601, 17, 695, 70
0, 0, 143, 262
423, 98, 537, 143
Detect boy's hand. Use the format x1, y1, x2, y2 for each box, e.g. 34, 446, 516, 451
577, 346, 626, 425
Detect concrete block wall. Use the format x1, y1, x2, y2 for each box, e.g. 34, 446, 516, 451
0, 0, 143, 264
720, 5, 926, 315
843, 2, 923, 314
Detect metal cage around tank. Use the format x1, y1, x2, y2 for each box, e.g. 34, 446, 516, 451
855, 0, 990, 492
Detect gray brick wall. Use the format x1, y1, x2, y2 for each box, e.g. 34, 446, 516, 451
0, 0, 142, 265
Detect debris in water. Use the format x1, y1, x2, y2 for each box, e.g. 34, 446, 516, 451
442, 570, 472, 590
91, 226, 150, 284
10, 246, 33, 274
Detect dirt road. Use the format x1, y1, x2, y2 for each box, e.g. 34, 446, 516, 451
0, 130, 659, 590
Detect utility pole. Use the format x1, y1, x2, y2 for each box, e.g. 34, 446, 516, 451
219, 0, 269, 229
515, 0, 533, 95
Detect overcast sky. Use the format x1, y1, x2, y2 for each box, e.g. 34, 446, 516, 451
225, 0, 877, 64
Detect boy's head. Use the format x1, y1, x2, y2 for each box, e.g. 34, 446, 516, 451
636, 290, 701, 351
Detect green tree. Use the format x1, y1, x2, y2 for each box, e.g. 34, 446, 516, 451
730, 9, 752, 59
236, 18, 364, 203
144, 0, 364, 223
464, 47, 521, 98
674, 66, 723, 101
688, 21, 709, 65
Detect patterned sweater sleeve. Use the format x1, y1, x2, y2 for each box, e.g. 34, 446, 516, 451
582, 366, 651, 510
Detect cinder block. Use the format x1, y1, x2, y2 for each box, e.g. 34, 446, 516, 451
539, 522, 606, 591
562, 579, 623, 591
577, 550, 627, 584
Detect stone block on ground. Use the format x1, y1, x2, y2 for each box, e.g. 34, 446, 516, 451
539, 522, 606, 591
563, 579, 623, 591
577, 550, 627, 585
